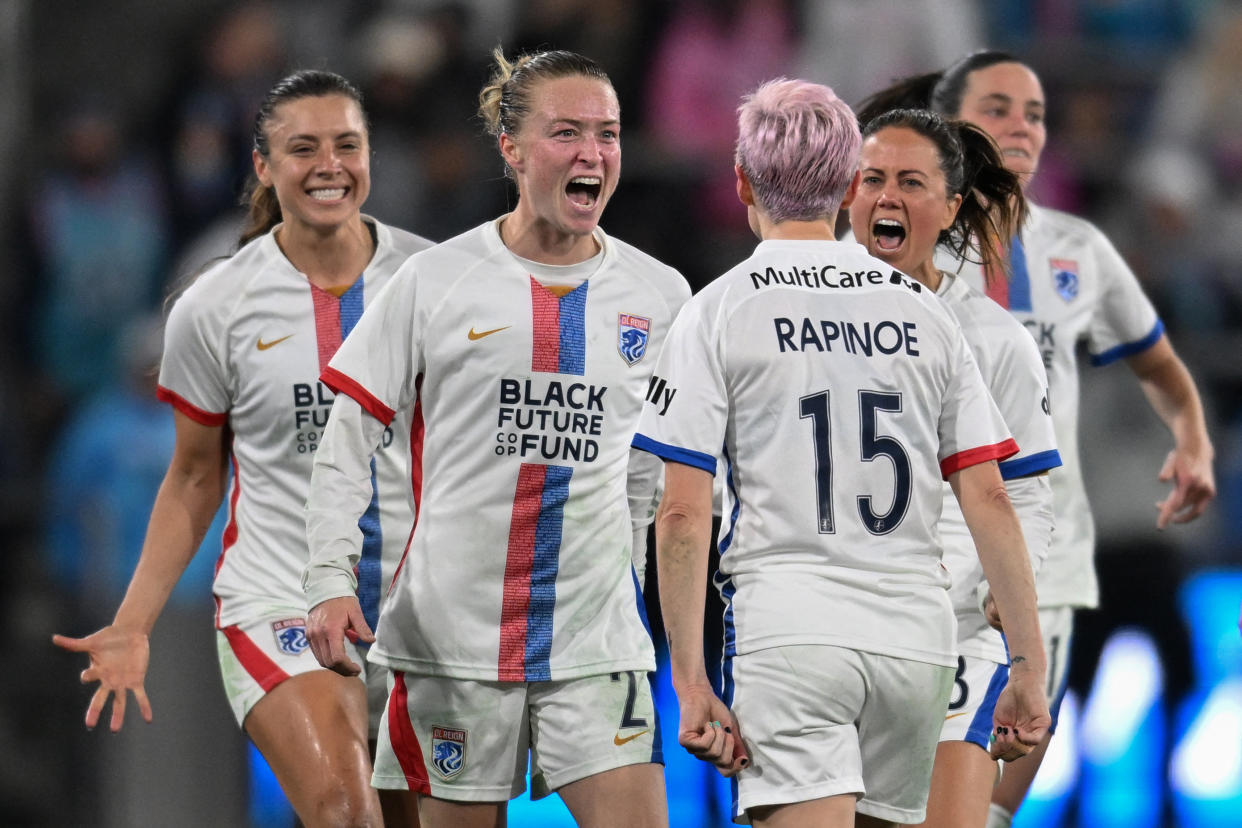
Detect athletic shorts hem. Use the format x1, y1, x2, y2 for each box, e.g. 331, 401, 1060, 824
535, 753, 663, 800
372, 772, 524, 802
856, 797, 925, 824
736, 778, 862, 822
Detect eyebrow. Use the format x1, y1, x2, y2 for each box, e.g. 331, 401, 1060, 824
978, 92, 1044, 109
861, 166, 930, 178
548, 118, 620, 128
284, 130, 365, 143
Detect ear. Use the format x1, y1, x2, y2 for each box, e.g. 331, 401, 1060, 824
736, 165, 755, 207
253, 148, 272, 188
942, 192, 964, 231
838, 170, 861, 210
499, 132, 522, 174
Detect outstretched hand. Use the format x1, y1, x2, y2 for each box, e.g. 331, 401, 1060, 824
306, 596, 374, 676
1156, 448, 1215, 529
677, 685, 749, 777
52, 627, 153, 732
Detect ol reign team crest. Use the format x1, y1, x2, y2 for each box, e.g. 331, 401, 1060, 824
1050, 258, 1080, 302
431, 726, 467, 779
618, 313, 651, 365
271, 618, 309, 655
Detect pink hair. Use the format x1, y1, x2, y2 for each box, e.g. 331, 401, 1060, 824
735, 78, 860, 223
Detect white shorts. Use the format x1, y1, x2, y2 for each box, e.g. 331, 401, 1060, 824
1038, 606, 1074, 732
215, 607, 383, 736
728, 645, 954, 825
939, 655, 1009, 749
372, 670, 663, 801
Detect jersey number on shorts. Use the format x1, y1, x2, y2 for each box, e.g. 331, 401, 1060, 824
799, 389, 912, 535
948, 656, 969, 710
611, 671, 648, 729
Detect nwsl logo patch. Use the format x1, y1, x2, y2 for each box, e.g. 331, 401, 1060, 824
431, 726, 467, 779
618, 313, 651, 365
1050, 259, 1079, 302
271, 619, 309, 655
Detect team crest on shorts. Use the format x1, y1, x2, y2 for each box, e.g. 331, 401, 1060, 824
271, 618, 309, 656
431, 726, 467, 779
1050, 259, 1079, 302
618, 313, 651, 365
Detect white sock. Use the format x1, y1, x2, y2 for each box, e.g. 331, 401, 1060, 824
985, 803, 1013, 828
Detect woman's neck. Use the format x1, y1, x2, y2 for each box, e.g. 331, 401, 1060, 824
907, 258, 944, 292
275, 217, 375, 290
499, 212, 599, 266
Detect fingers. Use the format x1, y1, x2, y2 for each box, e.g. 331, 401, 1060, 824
135, 687, 154, 723
989, 724, 1033, 762
679, 719, 749, 777
348, 606, 376, 645
110, 688, 128, 733
52, 633, 88, 652
85, 687, 110, 730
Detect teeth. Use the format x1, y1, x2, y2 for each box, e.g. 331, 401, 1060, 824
309, 188, 345, 200
570, 177, 601, 185
875, 218, 903, 229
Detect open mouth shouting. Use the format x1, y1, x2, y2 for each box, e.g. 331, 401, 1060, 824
872, 217, 907, 253
566, 176, 602, 210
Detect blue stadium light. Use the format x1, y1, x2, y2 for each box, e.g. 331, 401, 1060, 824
1078, 629, 1165, 828
1012, 690, 1079, 828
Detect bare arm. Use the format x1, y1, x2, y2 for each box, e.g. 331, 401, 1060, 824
656, 460, 747, 775
951, 460, 1049, 759
53, 410, 228, 731
1125, 335, 1215, 528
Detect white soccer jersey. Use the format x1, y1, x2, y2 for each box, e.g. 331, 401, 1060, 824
936, 203, 1162, 609
305, 219, 690, 682
634, 239, 1017, 668
933, 271, 1060, 663
158, 218, 432, 629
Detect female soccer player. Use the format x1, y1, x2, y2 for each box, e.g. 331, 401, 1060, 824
896, 51, 1215, 827
302, 49, 689, 828
849, 107, 1060, 827
54, 70, 432, 827
635, 78, 1048, 828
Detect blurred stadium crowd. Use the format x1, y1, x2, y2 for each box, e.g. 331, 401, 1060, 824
2, 1, 1240, 825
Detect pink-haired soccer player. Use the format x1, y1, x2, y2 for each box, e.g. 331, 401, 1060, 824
634, 79, 1048, 828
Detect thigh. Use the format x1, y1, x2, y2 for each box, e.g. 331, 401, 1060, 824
939, 655, 1009, 750
855, 653, 955, 825
372, 671, 529, 802
918, 739, 998, 828
243, 669, 378, 825
216, 609, 367, 727
528, 670, 663, 799
729, 645, 869, 822
557, 762, 667, 828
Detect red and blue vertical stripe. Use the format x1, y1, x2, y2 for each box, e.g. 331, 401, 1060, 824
984, 234, 1032, 311
312, 278, 383, 635
499, 462, 572, 681
530, 277, 588, 376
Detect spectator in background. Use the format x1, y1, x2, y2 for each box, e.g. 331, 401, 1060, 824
30, 104, 169, 402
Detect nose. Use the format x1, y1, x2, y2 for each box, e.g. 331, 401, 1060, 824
576, 135, 604, 163
876, 185, 900, 207
314, 146, 343, 173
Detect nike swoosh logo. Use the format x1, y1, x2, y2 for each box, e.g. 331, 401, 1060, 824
614, 729, 650, 746
256, 334, 294, 351
468, 325, 511, 341
945, 711, 970, 721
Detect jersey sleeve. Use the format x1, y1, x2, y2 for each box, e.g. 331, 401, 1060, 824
321, 259, 422, 425
992, 325, 1062, 480
156, 285, 231, 425
1083, 227, 1163, 366
937, 325, 1018, 478
632, 296, 728, 475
